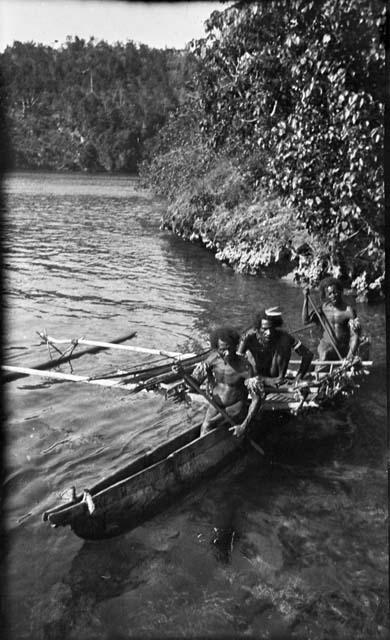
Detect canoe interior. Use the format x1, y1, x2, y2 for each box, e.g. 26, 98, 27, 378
43, 421, 245, 539
44, 422, 202, 515
93, 422, 202, 495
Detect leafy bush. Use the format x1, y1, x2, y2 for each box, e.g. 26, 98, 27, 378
190, 0, 385, 297
140, 1, 386, 300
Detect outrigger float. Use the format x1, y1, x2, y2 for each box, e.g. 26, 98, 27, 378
3, 330, 371, 540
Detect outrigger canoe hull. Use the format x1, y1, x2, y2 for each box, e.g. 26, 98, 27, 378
43, 422, 244, 540
42, 358, 370, 540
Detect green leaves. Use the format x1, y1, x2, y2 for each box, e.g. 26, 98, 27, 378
143, 0, 385, 299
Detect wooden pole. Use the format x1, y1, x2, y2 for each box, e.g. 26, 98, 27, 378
289, 359, 372, 366
289, 322, 317, 334
2, 331, 137, 383
1, 365, 138, 389
40, 335, 189, 359
180, 370, 236, 426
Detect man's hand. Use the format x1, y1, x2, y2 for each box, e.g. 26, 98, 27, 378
343, 352, 357, 364
245, 376, 266, 398
293, 374, 307, 388
344, 354, 360, 366
274, 376, 287, 388
232, 423, 246, 439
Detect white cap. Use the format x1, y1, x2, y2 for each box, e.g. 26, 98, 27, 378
265, 306, 282, 318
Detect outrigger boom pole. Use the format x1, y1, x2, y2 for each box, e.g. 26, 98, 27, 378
1, 365, 138, 389
2, 330, 138, 383
39, 335, 188, 359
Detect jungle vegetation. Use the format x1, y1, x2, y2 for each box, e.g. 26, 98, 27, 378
140, 0, 385, 300
1, 37, 194, 172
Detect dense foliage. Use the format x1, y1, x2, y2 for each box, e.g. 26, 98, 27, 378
142, 0, 385, 300
1, 37, 194, 172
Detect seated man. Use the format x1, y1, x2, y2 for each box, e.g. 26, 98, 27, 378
237, 307, 313, 386
302, 277, 361, 361
192, 326, 263, 438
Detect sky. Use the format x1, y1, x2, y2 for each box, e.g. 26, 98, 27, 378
0, 0, 223, 51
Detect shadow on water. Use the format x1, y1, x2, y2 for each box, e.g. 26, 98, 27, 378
30, 538, 159, 639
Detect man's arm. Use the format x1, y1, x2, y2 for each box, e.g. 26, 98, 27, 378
346, 308, 361, 359
232, 393, 262, 438
302, 288, 318, 325
237, 331, 258, 374
191, 353, 216, 384
231, 359, 263, 438
237, 331, 250, 355
293, 340, 314, 381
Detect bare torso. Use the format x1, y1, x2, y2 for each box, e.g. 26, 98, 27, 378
302, 284, 360, 361
321, 301, 355, 346
238, 329, 296, 379
195, 345, 261, 436
208, 353, 252, 407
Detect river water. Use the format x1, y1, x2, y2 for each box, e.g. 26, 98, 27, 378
2, 172, 388, 639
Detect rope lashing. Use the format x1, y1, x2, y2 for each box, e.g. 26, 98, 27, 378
36, 330, 84, 373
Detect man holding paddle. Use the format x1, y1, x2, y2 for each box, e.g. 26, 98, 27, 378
302, 277, 361, 362
189, 326, 264, 438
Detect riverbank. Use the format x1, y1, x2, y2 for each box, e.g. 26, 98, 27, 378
161, 191, 310, 280
138, 1, 384, 305
141, 155, 384, 303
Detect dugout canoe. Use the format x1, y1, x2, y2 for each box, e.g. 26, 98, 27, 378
42, 357, 370, 540
43, 420, 245, 540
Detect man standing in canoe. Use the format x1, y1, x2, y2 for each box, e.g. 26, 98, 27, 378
237, 307, 313, 385
191, 326, 263, 438
301, 277, 361, 361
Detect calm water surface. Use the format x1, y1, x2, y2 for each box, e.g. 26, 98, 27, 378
2, 172, 388, 639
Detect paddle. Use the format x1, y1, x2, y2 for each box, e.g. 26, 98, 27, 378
306, 291, 343, 360
175, 365, 264, 456
290, 322, 317, 334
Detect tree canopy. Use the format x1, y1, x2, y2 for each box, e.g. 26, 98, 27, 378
1, 37, 195, 172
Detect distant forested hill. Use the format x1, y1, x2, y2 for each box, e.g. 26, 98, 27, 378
0, 37, 194, 172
